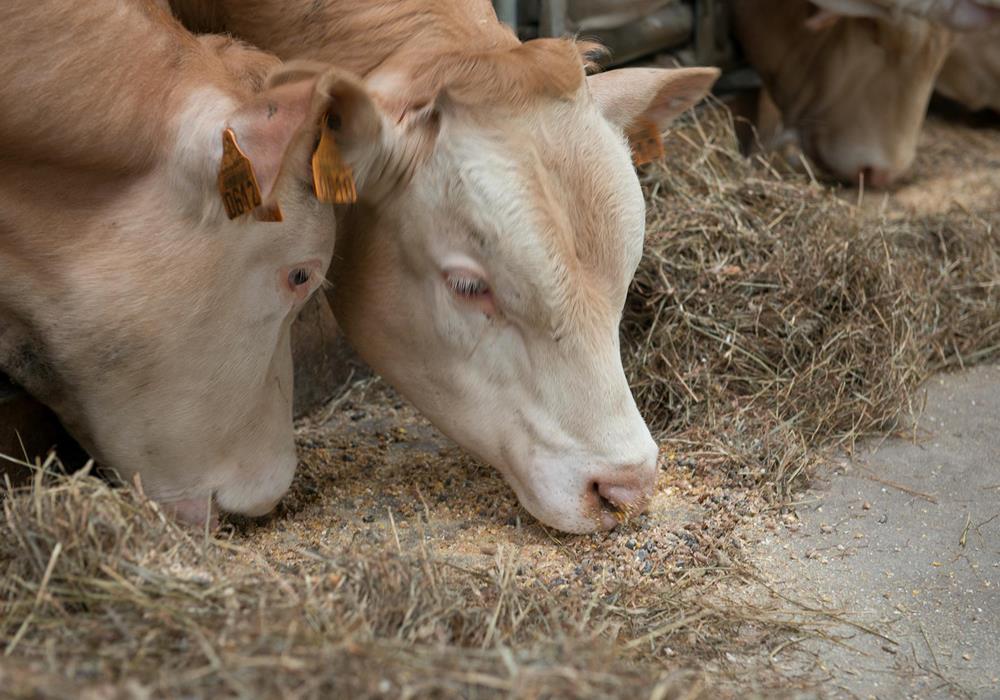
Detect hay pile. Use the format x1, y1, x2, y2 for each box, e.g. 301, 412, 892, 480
2, 107, 999, 698
623, 105, 1000, 501
1, 461, 712, 698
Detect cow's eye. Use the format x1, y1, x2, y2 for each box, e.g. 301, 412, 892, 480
447, 273, 489, 298
444, 269, 496, 317
289, 268, 311, 288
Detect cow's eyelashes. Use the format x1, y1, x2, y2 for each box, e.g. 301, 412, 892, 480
288, 268, 311, 288
448, 275, 489, 298
443, 267, 496, 317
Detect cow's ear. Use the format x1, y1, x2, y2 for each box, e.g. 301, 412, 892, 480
225, 63, 386, 212
587, 67, 720, 133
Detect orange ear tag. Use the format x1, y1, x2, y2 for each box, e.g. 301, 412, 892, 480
217, 128, 265, 220
625, 118, 665, 167
311, 115, 357, 205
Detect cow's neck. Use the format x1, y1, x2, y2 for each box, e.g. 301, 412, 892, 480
175, 0, 519, 78
0, 0, 242, 175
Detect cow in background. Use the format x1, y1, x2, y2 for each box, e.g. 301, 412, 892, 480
732, 0, 953, 187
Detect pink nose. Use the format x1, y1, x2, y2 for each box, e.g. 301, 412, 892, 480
591, 468, 657, 529
860, 166, 893, 189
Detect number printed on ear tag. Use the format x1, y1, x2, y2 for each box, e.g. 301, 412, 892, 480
217, 128, 264, 219
626, 118, 664, 167
311, 115, 357, 205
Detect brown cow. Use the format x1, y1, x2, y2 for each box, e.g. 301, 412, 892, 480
732, 0, 954, 187
170, 0, 720, 532
0, 0, 378, 523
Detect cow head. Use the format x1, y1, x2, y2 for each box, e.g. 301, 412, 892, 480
0, 59, 373, 523
733, 0, 953, 187
323, 40, 718, 533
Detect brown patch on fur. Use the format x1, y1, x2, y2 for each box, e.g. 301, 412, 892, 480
198, 35, 282, 92
169, 1, 602, 107
0, 0, 281, 175
170, 0, 517, 77
401, 39, 591, 110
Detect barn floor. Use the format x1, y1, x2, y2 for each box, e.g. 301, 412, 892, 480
745, 365, 1000, 698
731, 114, 1000, 699
274, 368, 1000, 699
2, 112, 998, 699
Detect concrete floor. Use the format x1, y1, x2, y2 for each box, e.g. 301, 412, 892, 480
753, 365, 1000, 699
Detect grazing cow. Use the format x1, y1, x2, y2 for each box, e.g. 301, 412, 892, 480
0, 0, 376, 523
732, 0, 953, 187
936, 26, 1000, 112
170, 0, 720, 532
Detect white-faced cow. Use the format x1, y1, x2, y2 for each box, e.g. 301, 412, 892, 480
0, 0, 377, 523
169, 0, 720, 533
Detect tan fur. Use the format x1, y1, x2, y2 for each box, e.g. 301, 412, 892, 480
0, 1, 273, 174
170, 0, 607, 110
936, 26, 1000, 112
171, 0, 516, 76
732, 0, 952, 184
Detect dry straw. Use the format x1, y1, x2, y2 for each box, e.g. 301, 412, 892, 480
2, 105, 998, 697
624, 103, 999, 502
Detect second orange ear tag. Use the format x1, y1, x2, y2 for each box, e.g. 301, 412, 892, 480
311, 114, 357, 205
625, 118, 664, 167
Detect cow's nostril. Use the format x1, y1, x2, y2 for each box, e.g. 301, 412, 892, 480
860, 166, 892, 189
592, 481, 621, 516
591, 479, 652, 528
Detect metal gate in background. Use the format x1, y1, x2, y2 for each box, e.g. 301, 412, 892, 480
492, 0, 734, 68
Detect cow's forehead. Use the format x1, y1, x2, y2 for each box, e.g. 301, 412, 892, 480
439, 95, 645, 329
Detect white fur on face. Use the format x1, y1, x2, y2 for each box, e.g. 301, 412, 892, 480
52, 89, 336, 516
339, 91, 658, 533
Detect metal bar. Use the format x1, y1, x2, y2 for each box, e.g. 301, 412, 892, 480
596, 3, 693, 66
540, 0, 568, 37
494, 0, 518, 30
